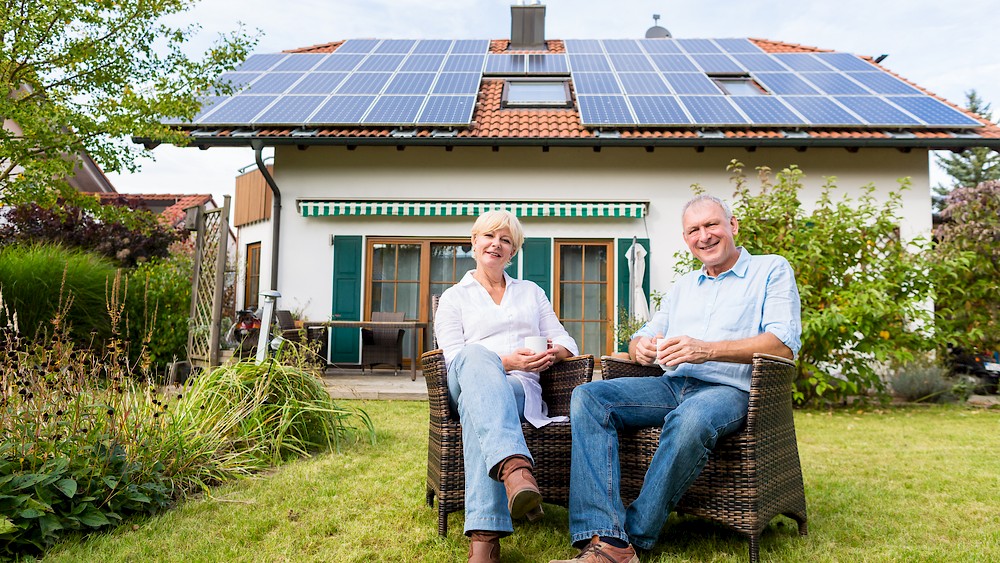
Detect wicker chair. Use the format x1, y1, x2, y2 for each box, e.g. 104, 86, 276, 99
601, 354, 808, 563
361, 311, 405, 374
422, 349, 595, 537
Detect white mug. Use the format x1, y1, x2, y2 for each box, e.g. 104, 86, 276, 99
524, 336, 549, 354
653, 336, 677, 372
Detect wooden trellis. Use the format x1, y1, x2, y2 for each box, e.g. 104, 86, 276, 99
187, 196, 231, 368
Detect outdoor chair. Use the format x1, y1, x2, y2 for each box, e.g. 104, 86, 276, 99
422, 349, 595, 537
362, 311, 405, 374
601, 354, 808, 563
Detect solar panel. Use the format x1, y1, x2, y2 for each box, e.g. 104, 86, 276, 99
846, 72, 921, 95
603, 39, 643, 54
335, 72, 392, 95
802, 72, 870, 95
781, 96, 863, 125
235, 54, 288, 72
432, 72, 481, 95
442, 54, 486, 72
336, 39, 381, 54
609, 54, 655, 72
564, 39, 604, 53
639, 39, 683, 54
568, 54, 612, 72
451, 39, 490, 54
273, 54, 326, 72
730, 53, 787, 72
485, 54, 526, 74
400, 54, 446, 72
679, 96, 747, 124
527, 54, 569, 74
574, 73, 622, 95
413, 40, 452, 54
384, 72, 436, 95
289, 72, 348, 94
214, 72, 259, 94
362, 95, 425, 124
618, 73, 671, 95
577, 95, 635, 125
773, 54, 832, 72
308, 95, 376, 123
315, 54, 365, 72
676, 39, 722, 54
691, 54, 744, 74
357, 54, 405, 72
629, 95, 690, 124
254, 95, 327, 124
199, 95, 277, 124
814, 52, 875, 72
649, 54, 699, 72
173, 95, 224, 124
834, 96, 921, 125
418, 95, 477, 124
375, 39, 416, 54
754, 73, 820, 95
730, 96, 806, 125
886, 96, 982, 127
662, 73, 721, 95
245, 73, 304, 94
714, 38, 762, 54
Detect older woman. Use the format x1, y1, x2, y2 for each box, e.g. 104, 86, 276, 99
434, 209, 578, 563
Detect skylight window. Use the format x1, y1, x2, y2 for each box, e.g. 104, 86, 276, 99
711, 75, 766, 96
502, 80, 573, 108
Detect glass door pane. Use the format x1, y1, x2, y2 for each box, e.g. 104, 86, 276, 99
557, 241, 611, 358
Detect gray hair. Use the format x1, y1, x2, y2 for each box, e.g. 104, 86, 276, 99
682, 195, 733, 221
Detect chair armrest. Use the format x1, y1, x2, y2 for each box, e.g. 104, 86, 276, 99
746, 352, 797, 435
421, 349, 452, 420
600, 355, 664, 379
541, 355, 595, 417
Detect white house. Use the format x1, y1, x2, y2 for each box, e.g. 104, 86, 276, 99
151, 5, 1000, 365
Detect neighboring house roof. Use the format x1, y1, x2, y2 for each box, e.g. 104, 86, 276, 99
98, 193, 215, 228
155, 38, 1000, 150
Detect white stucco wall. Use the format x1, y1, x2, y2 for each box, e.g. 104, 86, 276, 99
239, 144, 930, 323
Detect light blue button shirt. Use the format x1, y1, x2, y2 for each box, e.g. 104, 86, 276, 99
633, 248, 801, 392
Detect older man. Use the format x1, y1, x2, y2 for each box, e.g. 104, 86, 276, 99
552, 195, 802, 563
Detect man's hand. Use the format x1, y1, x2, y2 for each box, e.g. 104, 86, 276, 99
658, 335, 713, 366
631, 335, 662, 366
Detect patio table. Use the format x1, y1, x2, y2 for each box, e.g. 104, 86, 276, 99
304, 320, 428, 380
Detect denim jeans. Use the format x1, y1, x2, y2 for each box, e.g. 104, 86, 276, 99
568, 374, 749, 550
447, 344, 530, 535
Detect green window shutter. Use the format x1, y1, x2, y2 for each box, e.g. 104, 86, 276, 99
521, 237, 552, 299
330, 235, 362, 363
617, 238, 650, 350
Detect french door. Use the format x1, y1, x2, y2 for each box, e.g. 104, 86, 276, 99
554, 240, 613, 359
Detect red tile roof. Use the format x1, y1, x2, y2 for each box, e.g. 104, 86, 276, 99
175, 38, 1000, 148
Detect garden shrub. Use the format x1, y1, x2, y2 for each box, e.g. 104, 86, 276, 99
679, 161, 936, 405
890, 362, 956, 403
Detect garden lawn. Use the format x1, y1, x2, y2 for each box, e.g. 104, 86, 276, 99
43, 402, 1000, 562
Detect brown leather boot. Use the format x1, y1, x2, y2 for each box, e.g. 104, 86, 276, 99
468, 531, 501, 563
497, 455, 543, 521
548, 535, 639, 563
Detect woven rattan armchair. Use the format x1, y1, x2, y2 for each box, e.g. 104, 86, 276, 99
422, 349, 594, 537
601, 353, 808, 563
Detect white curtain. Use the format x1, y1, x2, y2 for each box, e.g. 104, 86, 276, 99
626, 241, 650, 321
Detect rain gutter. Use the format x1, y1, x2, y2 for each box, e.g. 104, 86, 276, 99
251, 140, 281, 293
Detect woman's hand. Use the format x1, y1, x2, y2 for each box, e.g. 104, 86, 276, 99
503, 348, 556, 373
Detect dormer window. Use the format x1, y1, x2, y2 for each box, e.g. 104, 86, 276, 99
502, 80, 573, 108
711, 75, 766, 96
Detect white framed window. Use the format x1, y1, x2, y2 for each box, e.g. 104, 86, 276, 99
502, 80, 573, 108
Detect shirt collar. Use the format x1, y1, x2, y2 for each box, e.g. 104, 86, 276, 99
458, 269, 518, 287
698, 247, 750, 282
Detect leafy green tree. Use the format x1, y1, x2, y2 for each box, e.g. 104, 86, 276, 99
933, 91, 1000, 212
932, 180, 1000, 353
0, 0, 256, 205
679, 161, 936, 405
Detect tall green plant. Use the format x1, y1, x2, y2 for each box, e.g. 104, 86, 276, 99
678, 161, 936, 405
125, 242, 195, 371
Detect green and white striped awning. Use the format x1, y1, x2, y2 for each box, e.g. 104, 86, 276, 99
298, 200, 646, 218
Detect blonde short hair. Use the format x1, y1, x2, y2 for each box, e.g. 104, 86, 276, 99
471, 209, 524, 256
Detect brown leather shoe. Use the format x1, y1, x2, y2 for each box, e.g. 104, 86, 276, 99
497, 455, 543, 520
468, 531, 501, 563
548, 535, 639, 563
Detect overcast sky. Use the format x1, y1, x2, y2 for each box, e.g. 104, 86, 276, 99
106, 0, 1000, 202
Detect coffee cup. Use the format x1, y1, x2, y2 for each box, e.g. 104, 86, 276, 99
524, 336, 549, 354
653, 336, 677, 372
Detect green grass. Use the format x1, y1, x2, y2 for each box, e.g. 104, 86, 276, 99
42, 403, 1000, 562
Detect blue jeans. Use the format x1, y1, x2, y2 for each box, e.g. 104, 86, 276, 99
447, 344, 529, 535
568, 374, 749, 550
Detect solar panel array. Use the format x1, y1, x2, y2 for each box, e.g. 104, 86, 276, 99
565, 38, 981, 128
178, 36, 982, 130
183, 39, 489, 127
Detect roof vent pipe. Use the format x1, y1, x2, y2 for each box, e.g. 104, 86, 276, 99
510, 2, 546, 51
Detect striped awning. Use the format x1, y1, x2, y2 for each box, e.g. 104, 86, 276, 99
298, 200, 646, 218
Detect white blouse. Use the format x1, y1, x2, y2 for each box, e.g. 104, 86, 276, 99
435, 271, 579, 428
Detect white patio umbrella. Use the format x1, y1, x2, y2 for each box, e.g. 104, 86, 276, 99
626, 238, 650, 322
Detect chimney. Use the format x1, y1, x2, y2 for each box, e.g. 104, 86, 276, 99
510, 2, 546, 51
